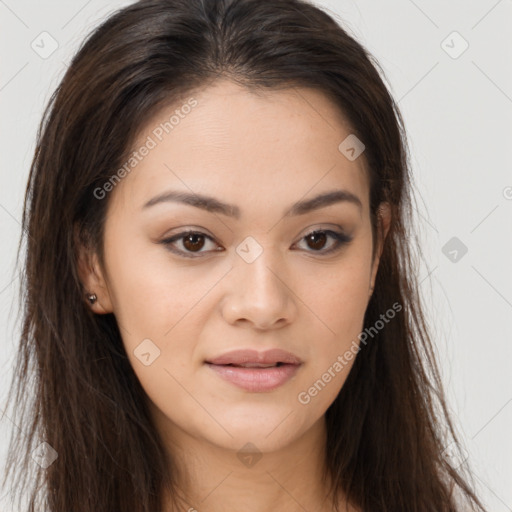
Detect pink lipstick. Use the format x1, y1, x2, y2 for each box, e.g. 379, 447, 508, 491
205, 348, 302, 392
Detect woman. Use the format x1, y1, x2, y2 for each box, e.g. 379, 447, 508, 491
2, 0, 487, 510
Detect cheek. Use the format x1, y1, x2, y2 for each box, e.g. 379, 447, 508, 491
296, 253, 372, 396
301, 257, 371, 337
322, 276, 368, 330
103, 232, 221, 340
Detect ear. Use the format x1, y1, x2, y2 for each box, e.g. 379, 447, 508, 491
369, 202, 391, 293
74, 227, 114, 314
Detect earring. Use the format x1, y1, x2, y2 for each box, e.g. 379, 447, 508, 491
87, 293, 97, 305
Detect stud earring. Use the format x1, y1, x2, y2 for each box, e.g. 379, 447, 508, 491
87, 293, 98, 305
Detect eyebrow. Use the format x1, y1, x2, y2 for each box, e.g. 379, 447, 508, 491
142, 188, 363, 218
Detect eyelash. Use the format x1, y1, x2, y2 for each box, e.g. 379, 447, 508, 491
160, 228, 352, 259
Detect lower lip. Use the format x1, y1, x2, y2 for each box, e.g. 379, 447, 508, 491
205, 363, 301, 392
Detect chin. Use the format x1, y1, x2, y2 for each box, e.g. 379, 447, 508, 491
199, 406, 312, 449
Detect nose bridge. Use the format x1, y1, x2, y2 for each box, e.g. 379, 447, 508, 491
222, 237, 295, 328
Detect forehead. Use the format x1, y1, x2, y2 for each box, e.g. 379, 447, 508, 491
110, 79, 370, 215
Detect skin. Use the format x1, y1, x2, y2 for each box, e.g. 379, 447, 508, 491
78, 79, 391, 512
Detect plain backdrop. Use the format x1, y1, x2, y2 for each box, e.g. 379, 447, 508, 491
1, 0, 511, 510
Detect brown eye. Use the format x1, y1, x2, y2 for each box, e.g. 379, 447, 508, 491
160, 230, 222, 258
305, 231, 328, 251
182, 233, 206, 252
295, 229, 352, 255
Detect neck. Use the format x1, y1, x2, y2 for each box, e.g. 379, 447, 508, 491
155, 412, 343, 512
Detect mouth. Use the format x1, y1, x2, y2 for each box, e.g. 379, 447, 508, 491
210, 362, 287, 368
205, 348, 303, 367
204, 361, 301, 392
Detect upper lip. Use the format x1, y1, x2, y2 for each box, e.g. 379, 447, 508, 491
205, 349, 302, 366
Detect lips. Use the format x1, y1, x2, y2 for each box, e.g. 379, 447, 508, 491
204, 349, 302, 392
224, 362, 280, 368
205, 348, 302, 366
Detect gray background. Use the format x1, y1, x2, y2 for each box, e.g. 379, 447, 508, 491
1, 0, 511, 510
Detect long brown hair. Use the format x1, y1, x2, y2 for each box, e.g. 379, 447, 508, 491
2, 0, 487, 510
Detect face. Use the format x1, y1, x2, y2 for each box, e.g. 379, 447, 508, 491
79, 79, 390, 457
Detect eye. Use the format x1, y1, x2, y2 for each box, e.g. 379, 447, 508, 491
160, 230, 222, 258
293, 229, 352, 255
160, 228, 352, 259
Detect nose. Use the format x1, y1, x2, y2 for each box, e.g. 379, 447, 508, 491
220, 249, 297, 330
